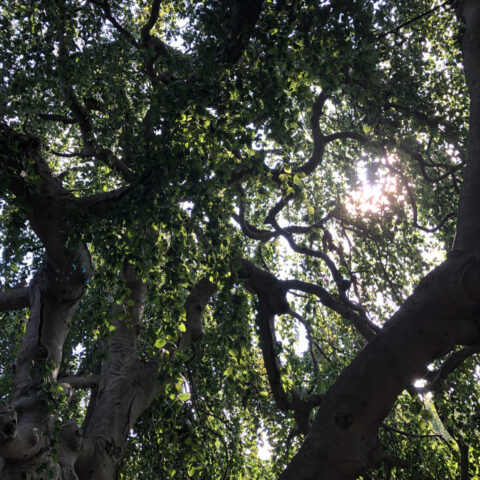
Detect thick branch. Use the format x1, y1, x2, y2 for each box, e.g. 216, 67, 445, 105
0, 286, 30, 312
140, 0, 162, 43
58, 375, 100, 389
178, 278, 217, 352
109, 262, 147, 368
295, 93, 327, 176
222, 0, 264, 65
418, 344, 480, 393
280, 252, 480, 479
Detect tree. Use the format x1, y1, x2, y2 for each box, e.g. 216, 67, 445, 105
0, 0, 479, 478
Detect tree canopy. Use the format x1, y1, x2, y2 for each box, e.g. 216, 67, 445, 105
1, 0, 480, 479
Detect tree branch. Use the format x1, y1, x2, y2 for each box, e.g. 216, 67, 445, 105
109, 261, 147, 368
0, 286, 30, 312
238, 259, 322, 432
178, 278, 217, 352
418, 344, 480, 393
58, 375, 100, 389
221, 0, 264, 65
282, 278, 378, 341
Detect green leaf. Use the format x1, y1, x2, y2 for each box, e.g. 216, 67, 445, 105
178, 393, 191, 402
362, 124, 372, 135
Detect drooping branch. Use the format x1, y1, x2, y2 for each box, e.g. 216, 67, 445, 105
88, 0, 141, 48
238, 259, 290, 408
89, 0, 171, 87
398, 142, 464, 184
289, 309, 321, 383
382, 423, 446, 441
432, 395, 470, 480
385, 161, 455, 233
57, 32, 134, 181
38, 113, 76, 124
238, 259, 324, 434
377, 0, 453, 39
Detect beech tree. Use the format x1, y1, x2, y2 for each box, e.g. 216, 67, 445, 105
0, 0, 479, 478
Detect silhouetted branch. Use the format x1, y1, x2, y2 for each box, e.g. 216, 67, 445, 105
418, 344, 480, 393
222, 0, 264, 65
0, 286, 30, 312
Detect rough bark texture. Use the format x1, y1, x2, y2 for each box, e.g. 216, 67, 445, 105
453, 0, 480, 252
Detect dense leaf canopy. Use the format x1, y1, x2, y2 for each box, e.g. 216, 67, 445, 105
0, 0, 478, 479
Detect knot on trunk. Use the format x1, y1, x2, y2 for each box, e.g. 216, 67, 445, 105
0, 403, 17, 443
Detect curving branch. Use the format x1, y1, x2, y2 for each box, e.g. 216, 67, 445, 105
294, 92, 328, 176
233, 196, 329, 242
282, 278, 378, 341
398, 142, 464, 183
263, 94, 367, 225
238, 259, 322, 434
88, 0, 141, 48
57, 35, 134, 181
267, 216, 349, 296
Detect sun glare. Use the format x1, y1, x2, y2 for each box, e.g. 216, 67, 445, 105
346, 161, 404, 215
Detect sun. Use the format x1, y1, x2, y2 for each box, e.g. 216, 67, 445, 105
345, 161, 405, 216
